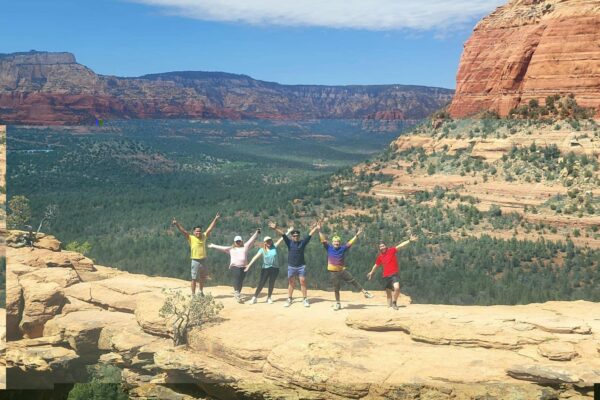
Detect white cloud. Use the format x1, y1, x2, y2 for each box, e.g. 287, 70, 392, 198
132, 0, 506, 31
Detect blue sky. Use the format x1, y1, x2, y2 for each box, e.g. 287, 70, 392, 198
2, 0, 504, 88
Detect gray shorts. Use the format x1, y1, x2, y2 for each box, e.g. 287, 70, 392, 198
191, 259, 208, 280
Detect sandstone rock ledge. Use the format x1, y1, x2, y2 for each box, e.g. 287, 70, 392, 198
6, 238, 600, 399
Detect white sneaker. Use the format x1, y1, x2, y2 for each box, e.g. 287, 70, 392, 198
333, 302, 341, 311
303, 298, 310, 308
248, 296, 257, 305
363, 291, 374, 299
267, 297, 274, 304
284, 298, 292, 307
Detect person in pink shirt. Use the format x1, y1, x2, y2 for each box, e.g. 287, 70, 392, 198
367, 235, 417, 310
209, 228, 260, 303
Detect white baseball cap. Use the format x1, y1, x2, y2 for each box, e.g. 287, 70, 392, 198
234, 235, 243, 242
263, 236, 272, 242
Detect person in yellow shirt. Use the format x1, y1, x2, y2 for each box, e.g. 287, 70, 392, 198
172, 212, 221, 295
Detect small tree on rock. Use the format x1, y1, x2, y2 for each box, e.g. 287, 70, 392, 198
159, 290, 223, 346
7, 195, 31, 229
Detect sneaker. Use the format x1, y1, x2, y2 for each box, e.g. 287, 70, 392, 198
388, 301, 393, 308
267, 297, 274, 304
284, 298, 292, 307
363, 290, 373, 299
303, 298, 310, 308
391, 303, 399, 310
248, 296, 257, 305
199, 292, 205, 298
333, 302, 341, 311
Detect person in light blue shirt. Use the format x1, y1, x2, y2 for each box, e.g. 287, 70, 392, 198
246, 228, 292, 304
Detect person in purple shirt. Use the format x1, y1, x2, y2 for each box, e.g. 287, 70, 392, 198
317, 223, 373, 311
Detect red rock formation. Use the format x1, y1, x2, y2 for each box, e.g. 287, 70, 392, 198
449, 0, 600, 118
0, 51, 453, 125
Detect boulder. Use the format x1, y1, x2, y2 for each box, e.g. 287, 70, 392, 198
20, 282, 66, 338
44, 310, 133, 356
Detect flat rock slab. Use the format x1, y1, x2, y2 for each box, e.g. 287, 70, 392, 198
538, 341, 579, 361
6, 243, 600, 398
8, 247, 95, 272
506, 364, 581, 384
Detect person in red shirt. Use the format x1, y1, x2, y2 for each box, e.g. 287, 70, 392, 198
367, 235, 417, 310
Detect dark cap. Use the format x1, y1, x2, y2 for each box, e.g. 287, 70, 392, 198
290, 229, 301, 235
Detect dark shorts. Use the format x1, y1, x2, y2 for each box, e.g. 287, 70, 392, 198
288, 265, 306, 278
330, 269, 355, 286
383, 274, 400, 290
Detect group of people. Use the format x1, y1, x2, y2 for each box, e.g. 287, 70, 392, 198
172, 213, 416, 310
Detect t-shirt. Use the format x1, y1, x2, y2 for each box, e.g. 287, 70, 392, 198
282, 234, 311, 267
323, 242, 351, 272
259, 247, 278, 269
188, 234, 206, 260
375, 247, 398, 277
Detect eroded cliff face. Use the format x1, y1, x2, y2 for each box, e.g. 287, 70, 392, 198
0, 51, 453, 125
5, 232, 600, 398
449, 0, 600, 117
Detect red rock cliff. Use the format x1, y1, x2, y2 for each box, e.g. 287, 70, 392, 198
0, 51, 453, 125
449, 0, 600, 118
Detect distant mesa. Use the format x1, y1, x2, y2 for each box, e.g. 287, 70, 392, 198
0, 51, 453, 125
449, 0, 600, 118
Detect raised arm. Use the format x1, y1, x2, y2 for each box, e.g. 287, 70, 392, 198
308, 221, 320, 237
396, 235, 417, 250
204, 212, 221, 238
245, 229, 260, 249
172, 218, 189, 238
208, 243, 231, 253
317, 221, 327, 243
274, 228, 294, 247
268, 221, 286, 236
347, 227, 363, 247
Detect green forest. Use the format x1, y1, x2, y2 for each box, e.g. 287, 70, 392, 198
7, 119, 600, 305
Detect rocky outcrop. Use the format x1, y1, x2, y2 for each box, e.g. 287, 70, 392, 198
6, 234, 600, 398
0, 51, 453, 125
449, 0, 600, 117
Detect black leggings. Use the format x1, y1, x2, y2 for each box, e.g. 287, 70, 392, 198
255, 268, 279, 297
232, 267, 247, 293
330, 270, 362, 302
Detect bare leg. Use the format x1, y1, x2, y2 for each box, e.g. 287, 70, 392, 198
299, 276, 308, 298
393, 282, 401, 303
191, 280, 197, 295
385, 288, 392, 306
198, 276, 205, 294
288, 277, 295, 298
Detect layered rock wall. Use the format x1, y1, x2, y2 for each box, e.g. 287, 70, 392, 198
0, 52, 453, 125
449, 0, 600, 117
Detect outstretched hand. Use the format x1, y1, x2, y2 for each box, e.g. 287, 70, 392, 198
366, 271, 373, 280
356, 227, 364, 236
215, 212, 221, 219
172, 218, 177, 225
268, 221, 277, 230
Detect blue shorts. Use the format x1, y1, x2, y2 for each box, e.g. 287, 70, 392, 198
287, 265, 306, 278
191, 259, 208, 280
